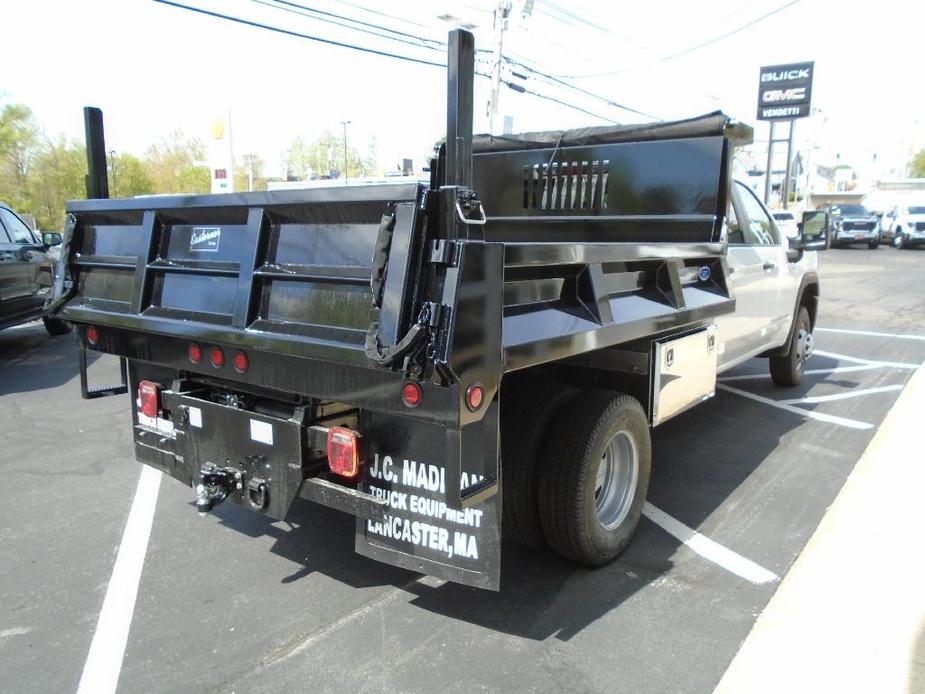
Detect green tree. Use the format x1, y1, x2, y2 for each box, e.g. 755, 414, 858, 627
909, 149, 925, 178
111, 152, 154, 199
27, 136, 87, 230
283, 131, 376, 180
0, 103, 41, 210
143, 130, 209, 194
235, 153, 267, 192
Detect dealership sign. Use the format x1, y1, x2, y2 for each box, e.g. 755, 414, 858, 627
757, 61, 814, 120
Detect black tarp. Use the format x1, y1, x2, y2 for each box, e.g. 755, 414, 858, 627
472, 111, 753, 153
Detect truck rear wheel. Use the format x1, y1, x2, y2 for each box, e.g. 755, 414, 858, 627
537, 391, 651, 565
770, 306, 811, 387
501, 381, 577, 547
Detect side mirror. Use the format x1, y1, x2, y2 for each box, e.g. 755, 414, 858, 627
42, 231, 63, 247
798, 211, 828, 251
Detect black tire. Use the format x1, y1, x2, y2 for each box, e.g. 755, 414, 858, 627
770, 306, 811, 387
868, 240, 879, 249
536, 391, 651, 565
42, 316, 72, 335
500, 381, 577, 548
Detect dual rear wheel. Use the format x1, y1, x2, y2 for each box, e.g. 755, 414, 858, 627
502, 386, 651, 565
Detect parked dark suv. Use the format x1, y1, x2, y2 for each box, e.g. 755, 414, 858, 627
0, 204, 70, 334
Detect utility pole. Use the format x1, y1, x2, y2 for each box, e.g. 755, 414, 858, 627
341, 120, 351, 183
486, 0, 510, 134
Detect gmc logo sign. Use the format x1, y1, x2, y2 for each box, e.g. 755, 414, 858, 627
761, 87, 807, 103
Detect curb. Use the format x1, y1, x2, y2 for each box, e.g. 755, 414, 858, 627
714, 362, 925, 694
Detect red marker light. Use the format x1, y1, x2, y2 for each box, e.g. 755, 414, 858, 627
233, 350, 249, 373
327, 427, 362, 479
209, 346, 224, 368
137, 380, 160, 419
402, 381, 422, 408
466, 383, 485, 411
188, 343, 202, 364
86, 326, 99, 345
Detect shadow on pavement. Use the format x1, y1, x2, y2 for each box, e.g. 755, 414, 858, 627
209, 390, 807, 643
0, 323, 92, 396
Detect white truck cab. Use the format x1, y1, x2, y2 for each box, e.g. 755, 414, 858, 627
715, 180, 821, 384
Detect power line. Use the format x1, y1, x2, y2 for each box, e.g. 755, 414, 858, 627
503, 56, 660, 120
560, 0, 800, 78
330, 0, 444, 32
504, 81, 618, 123
150, 0, 447, 67
150, 0, 619, 125
267, 0, 445, 49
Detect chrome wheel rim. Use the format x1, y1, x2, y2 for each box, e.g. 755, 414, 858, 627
594, 430, 639, 530
796, 324, 813, 373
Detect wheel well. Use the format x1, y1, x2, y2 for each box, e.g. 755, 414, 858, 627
801, 282, 819, 330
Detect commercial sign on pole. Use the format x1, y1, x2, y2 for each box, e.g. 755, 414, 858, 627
210, 113, 235, 194
756, 62, 814, 121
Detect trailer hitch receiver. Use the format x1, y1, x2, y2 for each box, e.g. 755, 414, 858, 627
194, 467, 238, 513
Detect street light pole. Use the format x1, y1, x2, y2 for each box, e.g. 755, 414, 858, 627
341, 120, 351, 183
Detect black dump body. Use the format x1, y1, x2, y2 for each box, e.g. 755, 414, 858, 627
51, 31, 750, 590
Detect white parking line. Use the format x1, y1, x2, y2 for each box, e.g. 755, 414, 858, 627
812, 349, 919, 370
642, 502, 778, 585
77, 466, 162, 694
816, 327, 925, 342
718, 364, 879, 382
779, 384, 904, 405
716, 384, 874, 430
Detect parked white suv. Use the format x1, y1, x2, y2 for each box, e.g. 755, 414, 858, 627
880, 204, 925, 248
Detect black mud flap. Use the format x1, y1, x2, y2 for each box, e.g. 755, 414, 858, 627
354, 403, 502, 591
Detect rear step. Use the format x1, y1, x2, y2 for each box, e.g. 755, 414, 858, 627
78, 346, 128, 399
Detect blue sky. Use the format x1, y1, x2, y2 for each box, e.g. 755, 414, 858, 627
3, 0, 923, 179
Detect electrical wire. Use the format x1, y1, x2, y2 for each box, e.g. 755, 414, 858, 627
504, 81, 619, 124
150, 0, 619, 125
559, 0, 800, 78
267, 0, 445, 48
503, 56, 660, 120
151, 0, 447, 67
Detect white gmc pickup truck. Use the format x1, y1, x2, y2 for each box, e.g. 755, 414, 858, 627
717, 181, 825, 386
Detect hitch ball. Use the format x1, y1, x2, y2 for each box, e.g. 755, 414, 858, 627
194, 467, 236, 514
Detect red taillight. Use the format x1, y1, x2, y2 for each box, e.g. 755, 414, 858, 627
466, 383, 484, 411
188, 343, 202, 364
327, 427, 362, 479
137, 380, 160, 419
209, 346, 224, 368
86, 326, 99, 345
402, 381, 422, 408
233, 350, 249, 373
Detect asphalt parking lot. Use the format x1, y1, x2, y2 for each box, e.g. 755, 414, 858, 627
2, 246, 924, 694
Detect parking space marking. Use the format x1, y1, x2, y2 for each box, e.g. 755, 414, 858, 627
716, 384, 874, 430
718, 364, 879, 382
816, 327, 925, 342
77, 466, 162, 694
642, 502, 778, 585
812, 349, 919, 370
779, 384, 904, 406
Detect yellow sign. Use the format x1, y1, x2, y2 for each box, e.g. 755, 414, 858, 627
212, 118, 225, 141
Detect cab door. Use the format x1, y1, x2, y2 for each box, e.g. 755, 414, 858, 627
0, 223, 20, 322
715, 182, 790, 370
0, 207, 45, 319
